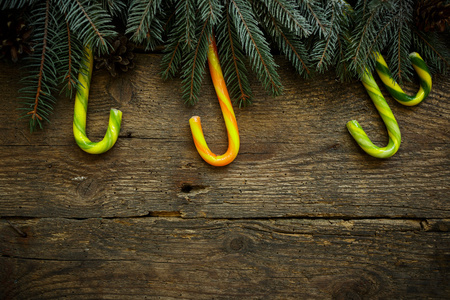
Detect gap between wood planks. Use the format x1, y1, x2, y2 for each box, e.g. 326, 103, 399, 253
1, 215, 449, 232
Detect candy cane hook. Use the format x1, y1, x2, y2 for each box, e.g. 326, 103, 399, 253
375, 52, 432, 106
346, 68, 401, 158
189, 36, 240, 166
73, 46, 122, 154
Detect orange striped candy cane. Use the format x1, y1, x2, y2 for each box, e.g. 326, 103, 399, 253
189, 36, 240, 166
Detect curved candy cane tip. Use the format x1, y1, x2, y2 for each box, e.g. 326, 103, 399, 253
346, 120, 360, 130
374, 51, 383, 61
409, 51, 432, 79
189, 116, 204, 142
110, 108, 123, 121
189, 116, 239, 167
108, 108, 123, 134
73, 46, 123, 155
74, 112, 122, 155
189, 116, 200, 122
347, 120, 399, 158
409, 52, 420, 59
347, 66, 401, 158
375, 52, 432, 106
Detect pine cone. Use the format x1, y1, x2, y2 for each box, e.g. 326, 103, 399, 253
94, 35, 135, 77
415, 0, 450, 32
0, 11, 34, 62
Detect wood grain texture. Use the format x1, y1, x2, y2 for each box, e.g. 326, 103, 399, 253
0, 54, 449, 219
1, 218, 449, 299
0, 54, 449, 299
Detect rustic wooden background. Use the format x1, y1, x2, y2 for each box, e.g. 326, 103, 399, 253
0, 54, 449, 299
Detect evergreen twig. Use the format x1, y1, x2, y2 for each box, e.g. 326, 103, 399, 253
255, 0, 311, 78
2, 0, 121, 131
126, 0, 164, 50
1, 0, 449, 132
229, 0, 283, 96
217, 1, 252, 106
26, 0, 49, 127
181, 17, 212, 104
346, 0, 448, 81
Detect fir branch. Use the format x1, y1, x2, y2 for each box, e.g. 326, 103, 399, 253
26, 0, 50, 126
60, 0, 116, 54
162, 1, 178, 32
385, 0, 413, 83
312, 2, 335, 72
180, 0, 197, 50
349, 11, 376, 74
160, 2, 184, 79
198, 0, 222, 25
63, 17, 75, 95
4, 0, 122, 131
59, 14, 84, 97
312, 0, 350, 73
346, 0, 396, 77
161, 0, 198, 67
262, 0, 310, 37
74, 0, 107, 46
180, 15, 212, 104
298, 0, 327, 36
98, 0, 126, 17
254, 0, 311, 77
217, 1, 252, 106
275, 25, 311, 77
413, 30, 450, 74
126, 0, 164, 50
361, 0, 367, 17
18, 0, 59, 132
161, 0, 221, 101
0, 0, 37, 9
365, 17, 393, 61
160, 39, 182, 79
334, 33, 352, 82
229, 0, 283, 96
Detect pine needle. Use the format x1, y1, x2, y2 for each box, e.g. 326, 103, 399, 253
229, 0, 283, 96
217, 2, 252, 106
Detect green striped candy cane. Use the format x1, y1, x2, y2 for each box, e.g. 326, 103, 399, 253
375, 52, 432, 106
73, 47, 123, 154
346, 68, 401, 158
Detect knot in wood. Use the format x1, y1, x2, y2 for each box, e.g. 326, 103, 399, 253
229, 237, 245, 251
333, 288, 363, 300
331, 274, 380, 300
76, 178, 98, 198
225, 235, 251, 253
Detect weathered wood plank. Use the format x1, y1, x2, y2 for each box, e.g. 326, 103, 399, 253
0, 54, 449, 218
1, 218, 449, 299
